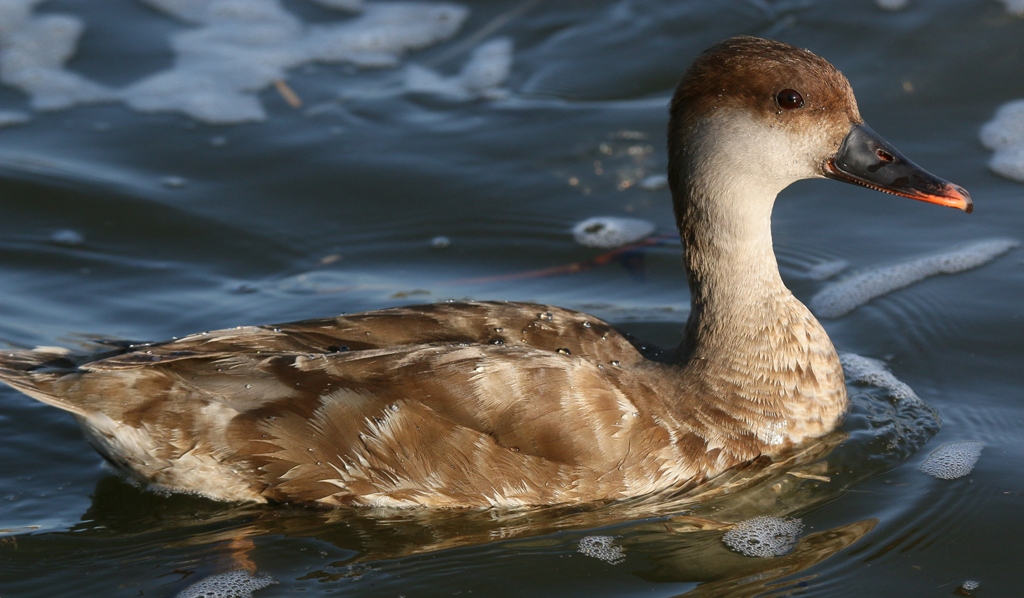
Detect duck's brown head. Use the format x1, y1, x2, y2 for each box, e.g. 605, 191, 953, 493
667, 36, 972, 215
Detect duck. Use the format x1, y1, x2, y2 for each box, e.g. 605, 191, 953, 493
0, 36, 971, 509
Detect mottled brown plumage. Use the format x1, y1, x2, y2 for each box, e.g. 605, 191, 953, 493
0, 37, 970, 508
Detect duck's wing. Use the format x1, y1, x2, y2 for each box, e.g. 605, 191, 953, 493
0, 303, 677, 507
93, 301, 648, 369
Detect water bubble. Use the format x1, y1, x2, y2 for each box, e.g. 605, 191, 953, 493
806, 259, 849, 281
404, 37, 513, 100
430, 235, 451, 249
49, 229, 84, 246
811, 239, 1018, 318
539, 312, 553, 322
0, 1, 468, 124
876, 0, 909, 11
577, 535, 625, 565
977, 91, 1020, 153
571, 216, 655, 249
920, 441, 983, 480
839, 353, 920, 403
0, 110, 30, 127
961, 580, 981, 591
176, 569, 277, 598
582, 321, 591, 328
722, 516, 803, 558
556, 348, 571, 355
160, 175, 187, 189
610, 360, 619, 366
638, 174, 667, 190
997, 0, 1024, 17
310, 0, 365, 11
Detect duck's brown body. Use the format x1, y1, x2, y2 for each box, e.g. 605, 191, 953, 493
0, 299, 844, 508
0, 37, 970, 508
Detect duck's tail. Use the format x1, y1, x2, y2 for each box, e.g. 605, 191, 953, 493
0, 347, 90, 417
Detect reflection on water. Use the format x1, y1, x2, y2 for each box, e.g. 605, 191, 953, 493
634, 519, 877, 597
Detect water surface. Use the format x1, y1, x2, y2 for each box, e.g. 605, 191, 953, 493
1, 1, 1023, 596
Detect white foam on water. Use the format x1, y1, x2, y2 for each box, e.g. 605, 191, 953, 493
0, 1, 470, 124
49, 229, 85, 246
303, 2, 468, 68
176, 569, 277, 598
639, 174, 667, 191
0, 109, 30, 127
310, 0, 365, 12
998, 0, 1024, 16
876, 0, 909, 10
722, 516, 803, 558
571, 216, 655, 249
919, 441, 983, 480
404, 37, 513, 100
577, 535, 625, 564
839, 353, 920, 402
0, 4, 116, 111
980, 98, 1024, 182
806, 259, 849, 281
810, 239, 1018, 318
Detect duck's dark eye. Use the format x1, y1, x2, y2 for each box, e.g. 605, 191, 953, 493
776, 89, 804, 110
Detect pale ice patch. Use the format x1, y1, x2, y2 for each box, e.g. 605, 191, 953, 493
578, 535, 625, 564
572, 216, 655, 248
980, 98, 1024, 182
919, 441, 983, 480
176, 569, 277, 598
839, 353, 920, 403
0, 0, 470, 124
404, 37, 513, 100
810, 239, 1018, 318
722, 516, 803, 558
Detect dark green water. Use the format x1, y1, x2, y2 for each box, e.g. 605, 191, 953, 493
1, 0, 1023, 596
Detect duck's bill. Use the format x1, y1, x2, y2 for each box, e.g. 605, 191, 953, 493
823, 123, 973, 214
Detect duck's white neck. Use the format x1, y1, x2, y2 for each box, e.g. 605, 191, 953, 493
674, 115, 796, 358
669, 113, 847, 443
